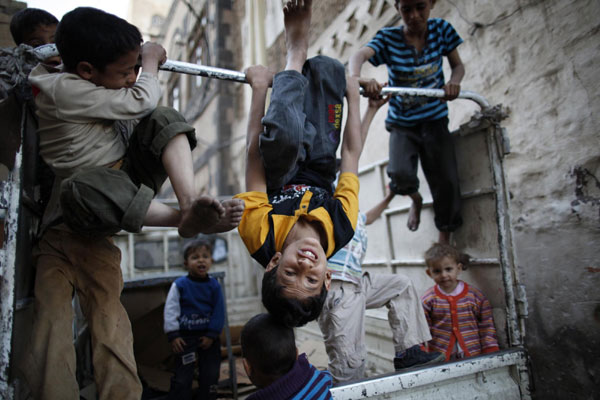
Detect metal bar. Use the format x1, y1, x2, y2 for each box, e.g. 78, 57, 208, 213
331, 349, 527, 399
162, 231, 169, 273
0, 104, 25, 399
34, 44, 490, 109
486, 125, 523, 349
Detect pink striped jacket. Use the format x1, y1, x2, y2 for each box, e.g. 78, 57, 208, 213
421, 281, 499, 360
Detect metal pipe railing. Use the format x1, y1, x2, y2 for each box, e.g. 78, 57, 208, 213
34, 43, 490, 109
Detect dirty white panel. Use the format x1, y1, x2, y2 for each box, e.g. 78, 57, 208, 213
454, 132, 493, 195
453, 195, 500, 259
331, 351, 526, 400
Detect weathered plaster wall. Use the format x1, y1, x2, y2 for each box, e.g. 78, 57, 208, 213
431, 1, 600, 397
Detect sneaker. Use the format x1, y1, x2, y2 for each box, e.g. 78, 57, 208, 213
393, 345, 445, 370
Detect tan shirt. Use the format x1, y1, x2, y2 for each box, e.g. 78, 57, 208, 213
29, 64, 162, 178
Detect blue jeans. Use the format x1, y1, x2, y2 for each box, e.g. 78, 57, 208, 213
167, 336, 221, 400
260, 55, 346, 194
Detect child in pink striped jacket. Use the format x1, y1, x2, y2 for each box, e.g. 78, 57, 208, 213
421, 243, 499, 361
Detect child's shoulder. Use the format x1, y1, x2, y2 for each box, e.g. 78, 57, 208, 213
421, 285, 438, 301
465, 283, 487, 299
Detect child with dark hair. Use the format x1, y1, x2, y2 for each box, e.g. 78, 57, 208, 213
422, 242, 499, 361
164, 238, 224, 400
9, 7, 60, 66
349, 0, 465, 244
21, 7, 242, 399
241, 313, 332, 400
235, 0, 362, 327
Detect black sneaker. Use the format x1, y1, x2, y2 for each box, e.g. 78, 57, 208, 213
394, 345, 445, 370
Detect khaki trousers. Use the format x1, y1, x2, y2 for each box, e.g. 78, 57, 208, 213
317, 272, 431, 383
20, 227, 141, 400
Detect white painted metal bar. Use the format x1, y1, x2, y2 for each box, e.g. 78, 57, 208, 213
0, 105, 25, 399
331, 349, 527, 399
34, 44, 490, 109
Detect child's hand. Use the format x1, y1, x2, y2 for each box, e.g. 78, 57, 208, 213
442, 82, 460, 101
358, 78, 383, 99
199, 336, 214, 350
140, 42, 167, 72
171, 337, 186, 354
368, 91, 390, 110
244, 65, 273, 89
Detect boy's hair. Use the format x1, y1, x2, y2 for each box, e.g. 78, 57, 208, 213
241, 313, 296, 378
261, 266, 327, 328
183, 238, 213, 260
56, 7, 142, 71
10, 8, 58, 45
424, 242, 471, 269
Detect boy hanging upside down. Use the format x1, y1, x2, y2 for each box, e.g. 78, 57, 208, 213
235, 0, 364, 327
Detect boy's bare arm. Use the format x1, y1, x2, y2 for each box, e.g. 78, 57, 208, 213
360, 93, 389, 147
339, 76, 362, 175
365, 187, 395, 225
140, 42, 167, 77
349, 46, 382, 99
443, 48, 465, 101
243, 66, 273, 192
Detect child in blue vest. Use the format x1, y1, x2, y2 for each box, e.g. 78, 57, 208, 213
164, 238, 225, 400
349, 0, 465, 244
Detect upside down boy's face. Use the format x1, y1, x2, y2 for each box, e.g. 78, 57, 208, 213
265, 237, 331, 300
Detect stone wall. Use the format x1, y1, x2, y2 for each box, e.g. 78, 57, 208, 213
431, 1, 600, 397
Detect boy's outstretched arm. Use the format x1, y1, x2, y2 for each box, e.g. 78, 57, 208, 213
349, 46, 382, 99
365, 187, 395, 226
360, 92, 389, 146
243, 65, 273, 193
443, 48, 465, 101
339, 76, 362, 175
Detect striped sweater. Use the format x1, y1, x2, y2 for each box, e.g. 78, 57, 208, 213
421, 281, 499, 360
247, 353, 332, 400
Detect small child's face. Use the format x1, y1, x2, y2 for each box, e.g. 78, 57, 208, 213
266, 237, 331, 300
88, 47, 140, 90
23, 23, 60, 67
427, 256, 461, 293
396, 0, 434, 34
185, 246, 213, 279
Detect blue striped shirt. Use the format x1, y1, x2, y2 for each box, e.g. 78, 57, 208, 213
327, 213, 366, 285
247, 353, 332, 400
367, 18, 463, 127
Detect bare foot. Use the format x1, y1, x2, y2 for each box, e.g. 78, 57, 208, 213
202, 198, 245, 234
407, 192, 422, 232
178, 196, 226, 238
283, 0, 312, 72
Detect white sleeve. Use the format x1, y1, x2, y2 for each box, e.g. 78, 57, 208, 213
163, 282, 181, 334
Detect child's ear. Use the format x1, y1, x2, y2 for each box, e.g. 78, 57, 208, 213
242, 357, 252, 377
75, 61, 95, 80
324, 270, 332, 290
265, 253, 282, 272
457, 263, 463, 272
426, 268, 432, 278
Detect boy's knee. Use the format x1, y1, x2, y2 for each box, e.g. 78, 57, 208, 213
389, 173, 418, 195
139, 106, 197, 157
60, 169, 153, 236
